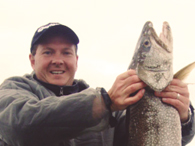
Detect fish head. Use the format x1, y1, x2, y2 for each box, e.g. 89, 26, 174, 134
129, 21, 173, 91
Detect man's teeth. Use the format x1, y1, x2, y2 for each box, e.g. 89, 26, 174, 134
51, 71, 64, 74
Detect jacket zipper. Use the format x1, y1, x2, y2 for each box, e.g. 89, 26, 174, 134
60, 87, 63, 96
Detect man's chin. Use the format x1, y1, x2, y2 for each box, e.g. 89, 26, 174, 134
48, 80, 72, 86
49, 81, 65, 86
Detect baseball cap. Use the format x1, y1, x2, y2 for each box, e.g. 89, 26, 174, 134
30, 22, 79, 52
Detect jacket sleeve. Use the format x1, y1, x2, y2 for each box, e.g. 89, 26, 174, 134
0, 77, 110, 146
182, 104, 195, 146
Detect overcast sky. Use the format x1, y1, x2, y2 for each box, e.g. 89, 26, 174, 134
1, 0, 195, 145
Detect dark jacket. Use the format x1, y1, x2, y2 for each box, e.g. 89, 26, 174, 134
0, 73, 194, 146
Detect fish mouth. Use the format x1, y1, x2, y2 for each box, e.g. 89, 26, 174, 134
144, 21, 172, 53
149, 28, 169, 52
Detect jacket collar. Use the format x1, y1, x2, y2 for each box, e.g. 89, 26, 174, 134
34, 75, 88, 96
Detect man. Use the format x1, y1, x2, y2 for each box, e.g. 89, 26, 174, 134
0, 22, 194, 146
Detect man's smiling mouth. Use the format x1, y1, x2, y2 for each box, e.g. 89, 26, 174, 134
50, 71, 65, 74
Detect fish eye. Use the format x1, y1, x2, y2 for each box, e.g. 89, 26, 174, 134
143, 40, 150, 47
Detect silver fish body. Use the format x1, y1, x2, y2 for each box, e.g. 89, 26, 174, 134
127, 21, 181, 146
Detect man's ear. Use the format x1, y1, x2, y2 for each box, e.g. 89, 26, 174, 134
76, 55, 78, 70
29, 54, 35, 70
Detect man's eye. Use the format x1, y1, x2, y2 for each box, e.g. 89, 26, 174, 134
63, 52, 71, 55
44, 51, 51, 55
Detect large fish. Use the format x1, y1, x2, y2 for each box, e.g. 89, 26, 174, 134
126, 21, 195, 146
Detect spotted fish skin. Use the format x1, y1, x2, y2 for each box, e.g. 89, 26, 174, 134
127, 21, 181, 146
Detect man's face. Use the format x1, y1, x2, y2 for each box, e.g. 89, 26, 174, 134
29, 36, 78, 86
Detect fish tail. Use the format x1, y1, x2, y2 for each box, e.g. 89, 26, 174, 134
173, 61, 195, 80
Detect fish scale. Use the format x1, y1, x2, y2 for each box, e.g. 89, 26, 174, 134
127, 89, 181, 146
126, 21, 181, 146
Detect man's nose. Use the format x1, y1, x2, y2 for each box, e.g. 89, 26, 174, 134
51, 56, 64, 65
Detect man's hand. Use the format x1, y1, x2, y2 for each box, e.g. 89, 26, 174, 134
154, 79, 190, 123
108, 69, 146, 111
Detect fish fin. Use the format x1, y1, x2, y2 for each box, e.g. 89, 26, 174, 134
173, 61, 195, 80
